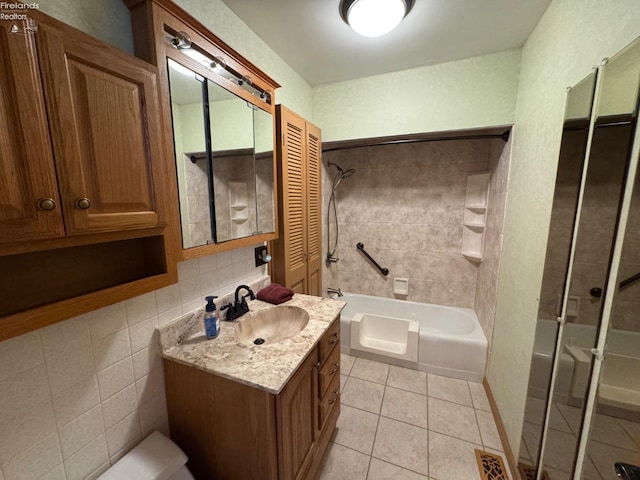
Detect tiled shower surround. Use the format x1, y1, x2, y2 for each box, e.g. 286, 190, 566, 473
0, 246, 267, 480
322, 137, 510, 345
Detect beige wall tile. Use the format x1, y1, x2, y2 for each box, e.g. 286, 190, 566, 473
52, 375, 101, 428
139, 394, 168, 435
154, 284, 181, 314
102, 384, 138, 430
59, 405, 104, 460
47, 344, 96, 396
92, 329, 131, 372
0, 332, 43, 382
97, 357, 134, 401
63, 435, 108, 480
132, 347, 162, 381
128, 317, 158, 354
105, 411, 141, 458
0, 364, 50, 424
2, 433, 62, 480
40, 316, 90, 362
87, 303, 127, 342
38, 465, 66, 480
125, 292, 157, 326
0, 396, 57, 464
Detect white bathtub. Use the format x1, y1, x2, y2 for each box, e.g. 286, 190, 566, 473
529, 319, 640, 415
339, 292, 488, 382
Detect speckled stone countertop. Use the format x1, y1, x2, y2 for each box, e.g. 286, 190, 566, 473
157, 293, 345, 394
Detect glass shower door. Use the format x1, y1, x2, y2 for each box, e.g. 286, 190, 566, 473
579, 37, 640, 480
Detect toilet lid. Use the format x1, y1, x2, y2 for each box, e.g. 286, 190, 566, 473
169, 465, 195, 480
98, 431, 188, 480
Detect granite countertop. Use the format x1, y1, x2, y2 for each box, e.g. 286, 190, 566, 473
157, 293, 345, 394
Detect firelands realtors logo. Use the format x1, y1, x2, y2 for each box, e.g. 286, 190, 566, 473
1, 2, 39, 34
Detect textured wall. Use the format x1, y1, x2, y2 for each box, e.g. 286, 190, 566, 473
173, 0, 313, 118
0, 247, 267, 480
474, 138, 511, 349
313, 49, 521, 142
322, 139, 504, 310
39, 0, 134, 54
488, 0, 640, 454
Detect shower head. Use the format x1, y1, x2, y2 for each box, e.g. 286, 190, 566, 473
328, 161, 355, 179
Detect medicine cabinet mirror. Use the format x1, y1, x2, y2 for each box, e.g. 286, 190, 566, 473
167, 57, 276, 249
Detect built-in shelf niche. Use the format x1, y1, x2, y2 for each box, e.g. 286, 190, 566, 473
229, 181, 250, 237
462, 172, 490, 262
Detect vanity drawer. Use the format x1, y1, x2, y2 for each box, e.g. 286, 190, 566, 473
319, 374, 340, 430
318, 318, 340, 364
319, 345, 340, 397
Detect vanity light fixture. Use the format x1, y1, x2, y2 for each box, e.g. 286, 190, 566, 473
339, 0, 414, 38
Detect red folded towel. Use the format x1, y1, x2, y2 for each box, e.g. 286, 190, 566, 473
257, 283, 294, 305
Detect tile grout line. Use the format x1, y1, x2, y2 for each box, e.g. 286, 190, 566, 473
37, 329, 67, 478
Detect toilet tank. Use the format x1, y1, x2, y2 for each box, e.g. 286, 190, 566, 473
98, 431, 192, 480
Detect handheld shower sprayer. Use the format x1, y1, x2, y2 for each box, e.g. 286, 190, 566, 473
326, 161, 355, 263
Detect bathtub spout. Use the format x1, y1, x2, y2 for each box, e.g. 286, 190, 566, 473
327, 287, 343, 297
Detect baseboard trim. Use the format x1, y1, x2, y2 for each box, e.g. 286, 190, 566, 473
483, 377, 522, 480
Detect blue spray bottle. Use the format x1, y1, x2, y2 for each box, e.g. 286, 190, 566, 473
204, 296, 219, 339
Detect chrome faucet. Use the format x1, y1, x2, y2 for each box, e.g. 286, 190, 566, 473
222, 285, 255, 321
327, 287, 343, 297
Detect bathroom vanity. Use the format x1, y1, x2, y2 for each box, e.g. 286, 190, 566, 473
158, 295, 344, 480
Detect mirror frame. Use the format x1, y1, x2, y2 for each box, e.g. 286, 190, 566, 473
125, 0, 281, 260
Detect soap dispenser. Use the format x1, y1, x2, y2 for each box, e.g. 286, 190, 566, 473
204, 296, 219, 339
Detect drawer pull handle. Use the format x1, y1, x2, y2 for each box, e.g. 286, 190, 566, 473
37, 198, 56, 211
328, 334, 338, 345
329, 363, 338, 375
328, 392, 338, 405
76, 197, 91, 209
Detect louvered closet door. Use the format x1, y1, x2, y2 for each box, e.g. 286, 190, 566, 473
277, 106, 308, 293
305, 123, 322, 296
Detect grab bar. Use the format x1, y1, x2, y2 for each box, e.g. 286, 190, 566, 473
356, 242, 389, 276
589, 271, 640, 298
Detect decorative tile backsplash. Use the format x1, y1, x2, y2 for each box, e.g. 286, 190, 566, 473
0, 245, 266, 480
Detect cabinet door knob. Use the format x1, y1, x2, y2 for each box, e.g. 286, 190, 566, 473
76, 198, 91, 209
37, 198, 56, 211
328, 392, 339, 405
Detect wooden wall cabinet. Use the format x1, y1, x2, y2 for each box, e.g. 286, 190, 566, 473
0, 14, 165, 244
164, 317, 341, 480
271, 105, 323, 296
0, 13, 177, 341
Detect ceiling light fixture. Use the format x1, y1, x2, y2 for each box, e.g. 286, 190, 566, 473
340, 0, 414, 38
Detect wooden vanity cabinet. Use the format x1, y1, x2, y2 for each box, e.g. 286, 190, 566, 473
164, 317, 341, 480
271, 105, 323, 296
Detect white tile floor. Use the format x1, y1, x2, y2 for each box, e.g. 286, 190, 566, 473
318, 355, 512, 480
519, 396, 640, 480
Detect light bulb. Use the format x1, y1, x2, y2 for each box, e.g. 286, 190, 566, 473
347, 0, 407, 38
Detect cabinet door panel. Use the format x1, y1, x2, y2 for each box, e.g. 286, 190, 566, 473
0, 24, 63, 243
306, 123, 322, 296
277, 348, 318, 480
36, 21, 163, 234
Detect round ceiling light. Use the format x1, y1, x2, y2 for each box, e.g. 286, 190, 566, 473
340, 0, 414, 38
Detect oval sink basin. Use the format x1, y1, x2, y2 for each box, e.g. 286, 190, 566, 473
234, 306, 309, 346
